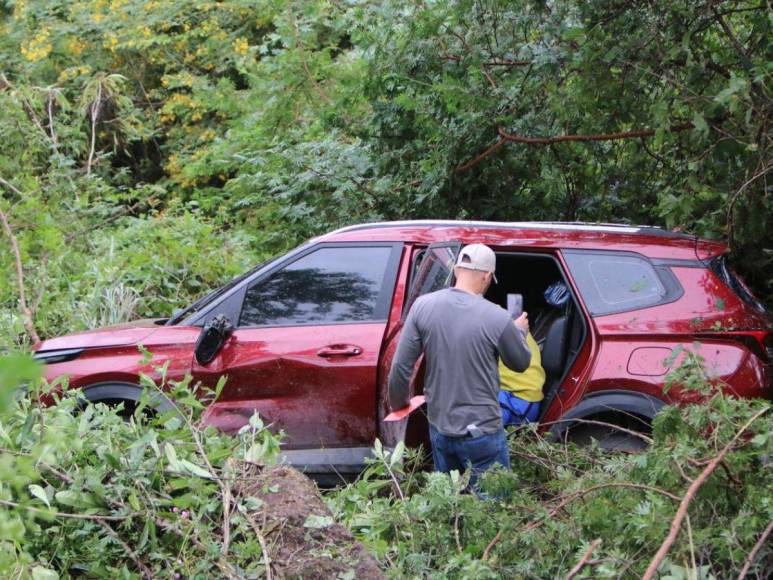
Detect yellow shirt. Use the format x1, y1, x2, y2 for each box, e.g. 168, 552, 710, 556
499, 333, 545, 402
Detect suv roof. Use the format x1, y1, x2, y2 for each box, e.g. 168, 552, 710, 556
320, 220, 726, 260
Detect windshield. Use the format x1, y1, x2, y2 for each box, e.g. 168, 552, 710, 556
167, 257, 276, 325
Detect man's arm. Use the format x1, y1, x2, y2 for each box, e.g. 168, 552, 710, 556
498, 320, 531, 373
388, 307, 423, 410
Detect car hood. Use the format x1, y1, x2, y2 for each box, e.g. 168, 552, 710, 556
34, 319, 165, 352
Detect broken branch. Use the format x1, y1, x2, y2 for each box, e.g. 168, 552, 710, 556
736, 520, 773, 579
482, 530, 502, 561
642, 406, 769, 580
566, 538, 602, 580
524, 482, 679, 535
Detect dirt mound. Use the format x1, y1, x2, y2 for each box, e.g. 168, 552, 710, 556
237, 465, 384, 579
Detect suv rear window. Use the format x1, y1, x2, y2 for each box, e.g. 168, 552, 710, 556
563, 251, 682, 316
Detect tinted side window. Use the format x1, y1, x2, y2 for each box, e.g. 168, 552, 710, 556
402, 243, 460, 318
240, 246, 393, 326
564, 251, 678, 316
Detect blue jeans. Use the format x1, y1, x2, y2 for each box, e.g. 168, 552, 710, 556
429, 424, 510, 489
498, 391, 541, 426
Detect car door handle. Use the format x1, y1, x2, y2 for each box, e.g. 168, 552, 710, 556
316, 344, 363, 358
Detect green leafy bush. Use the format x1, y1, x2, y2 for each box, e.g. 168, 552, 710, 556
329, 396, 772, 578
0, 357, 280, 578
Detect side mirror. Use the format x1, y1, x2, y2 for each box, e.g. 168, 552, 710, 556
194, 314, 233, 365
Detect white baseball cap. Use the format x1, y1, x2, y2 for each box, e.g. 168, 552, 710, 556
455, 244, 498, 283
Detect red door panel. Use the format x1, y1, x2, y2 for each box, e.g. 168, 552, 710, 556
196, 323, 386, 448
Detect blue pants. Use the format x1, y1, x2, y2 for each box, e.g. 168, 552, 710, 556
498, 391, 540, 426
429, 424, 510, 489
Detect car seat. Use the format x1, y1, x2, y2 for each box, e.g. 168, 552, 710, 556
532, 281, 571, 387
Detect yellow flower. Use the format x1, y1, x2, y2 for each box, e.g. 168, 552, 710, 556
21, 28, 53, 62
102, 34, 119, 51
233, 37, 249, 56
14, 0, 27, 19
66, 36, 87, 56
13, 0, 27, 20
58, 65, 91, 83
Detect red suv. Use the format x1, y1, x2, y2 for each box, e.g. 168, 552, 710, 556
34, 221, 773, 470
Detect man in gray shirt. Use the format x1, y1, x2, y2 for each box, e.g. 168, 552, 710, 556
388, 243, 531, 488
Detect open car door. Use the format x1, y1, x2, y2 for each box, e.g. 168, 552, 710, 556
380, 241, 462, 440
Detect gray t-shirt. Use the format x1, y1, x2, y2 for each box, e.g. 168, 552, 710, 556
388, 288, 531, 436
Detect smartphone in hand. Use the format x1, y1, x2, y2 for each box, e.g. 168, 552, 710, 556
507, 293, 523, 319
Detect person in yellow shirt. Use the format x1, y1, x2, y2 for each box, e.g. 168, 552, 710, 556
498, 332, 545, 425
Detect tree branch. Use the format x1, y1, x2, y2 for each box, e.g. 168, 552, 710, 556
737, 520, 773, 579
481, 530, 502, 561
566, 538, 602, 580
0, 178, 40, 343
246, 511, 274, 580
523, 482, 680, 535
97, 519, 153, 579
0, 175, 24, 198
86, 80, 103, 176
710, 4, 754, 71
642, 406, 770, 580
498, 122, 693, 145
456, 122, 694, 172
544, 417, 654, 444
47, 88, 60, 155
456, 137, 506, 172
441, 54, 531, 67
1, 74, 50, 145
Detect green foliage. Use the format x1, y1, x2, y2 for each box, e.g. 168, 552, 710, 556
0, 354, 41, 413
2, 0, 770, 353
0, 355, 281, 577
1, 4, 771, 576
329, 396, 772, 578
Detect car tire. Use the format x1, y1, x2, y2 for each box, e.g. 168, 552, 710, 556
567, 423, 649, 452
77, 383, 175, 420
